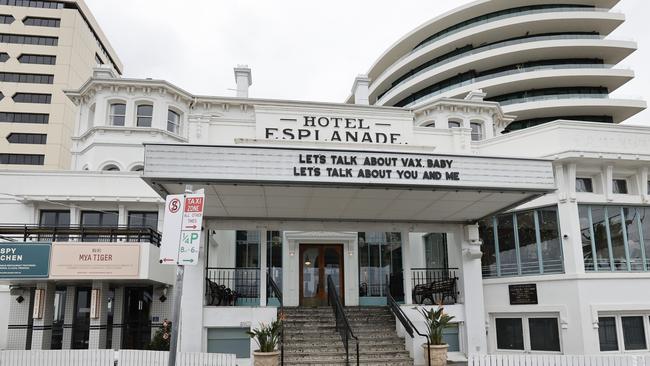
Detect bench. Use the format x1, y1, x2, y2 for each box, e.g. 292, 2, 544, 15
412, 277, 457, 305
205, 278, 239, 306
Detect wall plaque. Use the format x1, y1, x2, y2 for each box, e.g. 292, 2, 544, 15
509, 284, 538, 305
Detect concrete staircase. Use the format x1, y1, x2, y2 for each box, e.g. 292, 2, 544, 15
283, 306, 414, 365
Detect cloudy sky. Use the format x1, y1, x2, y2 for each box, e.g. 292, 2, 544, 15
85, 0, 649, 125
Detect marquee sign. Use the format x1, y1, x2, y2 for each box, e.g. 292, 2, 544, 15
49, 243, 140, 279
0, 242, 50, 278
144, 144, 555, 191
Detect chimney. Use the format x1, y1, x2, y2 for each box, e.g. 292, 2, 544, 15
234, 65, 252, 98
352, 75, 371, 105
92, 65, 118, 79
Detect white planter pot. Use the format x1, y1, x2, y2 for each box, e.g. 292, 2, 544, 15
252, 350, 280, 366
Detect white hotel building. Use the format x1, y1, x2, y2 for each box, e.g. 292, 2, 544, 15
1, 0, 650, 365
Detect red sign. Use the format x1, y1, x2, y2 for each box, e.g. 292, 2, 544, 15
168, 198, 181, 213
184, 197, 204, 213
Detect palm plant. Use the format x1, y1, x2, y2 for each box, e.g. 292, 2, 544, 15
419, 306, 455, 345
247, 319, 282, 352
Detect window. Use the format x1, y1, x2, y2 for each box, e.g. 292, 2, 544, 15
0, 33, 58, 46
613, 179, 628, 194
479, 206, 563, 278
580, 205, 650, 272
39, 210, 69, 241
576, 177, 593, 192
0, 14, 14, 24
267, 231, 283, 288
81, 211, 118, 241
0, 72, 54, 84
598, 315, 650, 352
7, 133, 47, 144
424, 233, 448, 269
0, 52, 8, 62
358, 232, 402, 299
127, 211, 158, 230
130, 165, 144, 172
424, 122, 435, 128
167, 109, 180, 133
136, 104, 153, 127
102, 164, 120, 171
236, 230, 259, 268
0, 153, 44, 165
207, 328, 250, 358
23, 16, 60, 27
13, 93, 51, 104
448, 120, 461, 128
18, 54, 56, 65
0, 0, 64, 9
470, 122, 483, 141
109, 103, 126, 126
495, 316, 561, 353
0, 112, 49, 124
95, 53, 103, 65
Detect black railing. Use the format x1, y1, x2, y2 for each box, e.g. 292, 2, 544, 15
386, 277, 433, 366
205, 267, 260, 306
327, 275, 359, 366
0, 225, 162, 246
411, 268, 459, 305
267, 273, 284, 365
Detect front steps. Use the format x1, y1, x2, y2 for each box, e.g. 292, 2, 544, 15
282, 306, 414, 365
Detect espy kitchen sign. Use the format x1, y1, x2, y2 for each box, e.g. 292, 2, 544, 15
160, 190, 205, 265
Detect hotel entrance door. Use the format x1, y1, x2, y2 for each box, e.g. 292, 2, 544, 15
299, 244, 344, 306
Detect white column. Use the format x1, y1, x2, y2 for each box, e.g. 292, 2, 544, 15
118, 205, 127, 226
30, 282, 56, 350
179, 232, 206, 352
259, 229, 267, 307
88, 281, 109, 349
458, 224, 488, 354
402, 230, 413, 305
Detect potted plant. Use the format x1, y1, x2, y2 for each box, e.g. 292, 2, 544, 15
418, 305, 455, 366
247, 319, 282, 366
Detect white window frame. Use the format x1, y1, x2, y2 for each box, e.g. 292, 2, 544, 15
598, 313, 650, 353
612, 178, 629, 195
492, 313, 563, 354
576, 177, 594, 193
470, 122, 483, 141
135, 103, 153, 127
167, 108, 181, 134
108, 102, 126, 126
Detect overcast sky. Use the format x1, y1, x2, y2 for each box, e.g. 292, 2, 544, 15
85, 0, 649, 125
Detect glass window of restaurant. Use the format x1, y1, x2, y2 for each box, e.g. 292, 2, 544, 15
358, 232, 403, 302
580, 205, 650, 272
80, 211, 118, 241
479, 206, 563, 278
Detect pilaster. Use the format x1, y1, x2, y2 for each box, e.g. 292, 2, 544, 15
88, 281, 109, 349
30, 282, 56, 350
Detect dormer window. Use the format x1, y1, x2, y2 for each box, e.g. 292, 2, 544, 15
136, 104, 153, 127
109, 103, 126, 126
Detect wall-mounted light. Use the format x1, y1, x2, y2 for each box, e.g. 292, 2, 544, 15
15, 295, 24, 304
289, 251, 295, 257
304, 255, 312, 266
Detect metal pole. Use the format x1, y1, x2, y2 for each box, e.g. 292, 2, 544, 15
168, 184, 192, 366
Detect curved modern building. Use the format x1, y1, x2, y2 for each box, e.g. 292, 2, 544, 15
347, 0, 646, 132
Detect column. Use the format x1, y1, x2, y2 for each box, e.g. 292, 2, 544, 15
6, 287, 32, 350
179, 234, 205, 353
88, 281, 109, 349
259, 229, 267, 307
458, 224, 488, 354
111, 287, 124, 350
401, 230, 413, 305
62, 286, 76, 349
30, 282, 56, 349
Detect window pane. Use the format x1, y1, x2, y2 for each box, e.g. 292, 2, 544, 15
495, 318, 524, 350
580, 206, 595, 271
529, 318, 560, 351
479, 219, 497, 277
641, 208, 650, 270
448, 121, 461, 128
497, 214, 518, 276
613, 179, 628, 194
576, 178, 593, 193
591, 206, 612, 270
539, 207, 563, 273
598, 317, 619, 351
622, 316, 647, 350
424, 233, 447, 269
607, 207, 628, 271
623, 208, 644, 271
470, 123, 482, 141
517, 211, 539, 274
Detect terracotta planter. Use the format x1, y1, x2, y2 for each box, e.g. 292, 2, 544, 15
252, 350, 280, 366
421, 343, 448, 366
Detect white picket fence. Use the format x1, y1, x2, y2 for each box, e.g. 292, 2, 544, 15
0, 350, 236, 366
469, 354, 650, 366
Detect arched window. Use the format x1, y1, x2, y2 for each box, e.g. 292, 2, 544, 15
136, 104, 153, 127
87, 103, 95, 130
167, 109, 180, 133
131, 165, 144, 172
108, 102, 126, 126
448, 120, 461, 128
470, 122, 483, 141
424, 122, 436, 128
102, 164, 120, 171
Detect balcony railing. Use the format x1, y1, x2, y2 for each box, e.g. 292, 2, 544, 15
205, 267, 260, 306
411, 268, 459, 305
0, 225, 161, 246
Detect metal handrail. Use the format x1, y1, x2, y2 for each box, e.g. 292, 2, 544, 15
0, 224, 162, 246
385, 276, 432, 366
327, 275, 359, 366
267, 274, 284, 366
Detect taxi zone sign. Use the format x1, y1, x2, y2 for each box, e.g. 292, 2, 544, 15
160, 191, 205, 265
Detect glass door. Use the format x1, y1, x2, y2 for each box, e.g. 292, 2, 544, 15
72, 287, 91, 349
299, 245, 343, 306
121, 287, 153, 349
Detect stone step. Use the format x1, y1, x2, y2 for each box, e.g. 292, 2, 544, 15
284, 337, 406, 348
284, 323, 396, 331
283, 314, 394, 321
283, 356, 414, 365
285, 344, 410, 354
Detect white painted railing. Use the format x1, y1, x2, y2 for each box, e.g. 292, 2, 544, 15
469, 354, 650, 366
0, 350, 236, 366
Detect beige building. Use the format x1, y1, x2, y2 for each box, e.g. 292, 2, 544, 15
0, 0, 122, 169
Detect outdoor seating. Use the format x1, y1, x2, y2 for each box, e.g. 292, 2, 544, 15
412, 277, 457, 305
205, 278, 239, 306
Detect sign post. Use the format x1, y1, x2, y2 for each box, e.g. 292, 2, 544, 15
160, 185, 204, 366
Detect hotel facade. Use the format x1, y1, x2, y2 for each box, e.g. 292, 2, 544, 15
1, 0, 650, 365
